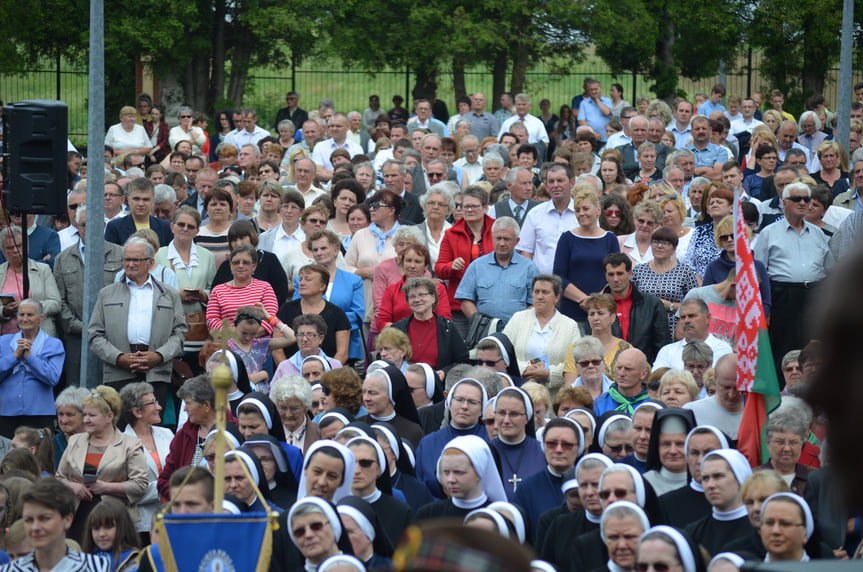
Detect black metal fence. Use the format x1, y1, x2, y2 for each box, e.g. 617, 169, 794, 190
2, 50, 860, 147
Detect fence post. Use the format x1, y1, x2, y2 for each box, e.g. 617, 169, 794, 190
291, 53, 296, 93
56, 52, 61, 101
405, 66, 410, 102
746, 45, 752, 97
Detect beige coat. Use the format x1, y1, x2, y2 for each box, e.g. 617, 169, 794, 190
56, 428, 149, 521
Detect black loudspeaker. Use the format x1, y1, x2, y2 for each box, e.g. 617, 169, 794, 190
2, 99, 68, 215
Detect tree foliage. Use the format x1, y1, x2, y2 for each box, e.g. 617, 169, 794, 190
582, 0, 743, 100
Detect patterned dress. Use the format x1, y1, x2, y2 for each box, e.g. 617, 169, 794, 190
683, 222, 720, 277
632, 261, 700, 338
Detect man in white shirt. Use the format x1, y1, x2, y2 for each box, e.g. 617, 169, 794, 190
453, 134, 484, 185
654, 299, 732, 370
311, 112, 364, 182
407, 99, 448, 137
730, 98, 764, 136
58, 190, 86, 251
668, 99, 694, 148
683, 354, 744, 439
225, 108, 271, 149
517, 163, 576, 274
606, 106, 638, 149
290, 158, 325, 207
499, 93, 549, 145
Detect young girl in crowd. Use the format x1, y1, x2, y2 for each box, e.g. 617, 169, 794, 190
227, 304, 295, 393
11, 426, 55, 475
83, 498, 140, 572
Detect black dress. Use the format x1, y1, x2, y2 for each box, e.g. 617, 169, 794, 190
276, 299, 350, 359
540, 510, 599, 567
416, 498, 490, 521
659, 484, 712, 528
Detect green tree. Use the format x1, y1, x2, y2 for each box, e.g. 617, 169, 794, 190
582, 0, 743, 101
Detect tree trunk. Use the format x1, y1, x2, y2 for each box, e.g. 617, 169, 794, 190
411, 62, 439, 101
207, 0, 227, 115
452, 56, 466, 100
652, 0, 677, 102
509, 15, 531, 96
182, 54, 209, 118
491, 49, 508, 111
801, 21, 828, 97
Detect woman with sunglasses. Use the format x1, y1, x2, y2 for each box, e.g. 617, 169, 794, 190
683, 184, 733, 278
564, 295, 631, 390
288, 497, 355, 570
636, 526, 706, 572
600, 194, 635, 237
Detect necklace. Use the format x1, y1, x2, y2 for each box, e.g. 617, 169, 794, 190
498, 442, 528, 493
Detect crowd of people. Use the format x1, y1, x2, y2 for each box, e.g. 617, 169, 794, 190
0, 80, 861, 571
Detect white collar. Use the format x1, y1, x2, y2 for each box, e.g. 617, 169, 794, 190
712, 504, 748, 521
452, 493, 487, 509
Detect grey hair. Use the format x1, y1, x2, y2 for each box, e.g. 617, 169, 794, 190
119, 382, 156, 426
681, 298, 709, 318
419, 183, 455, 211
682, 340, 713, 364
605, 417, 633, 436
470, 366, 504, 397
354, 161, 375, 176
514, 93, 531, 105
18, 298, 44, 315
0, 226, 22, 254
455, 118, 472, 131
154, 184, 177, 205
782, 181, 811, 199
403, 276, 437, 297
491, 216, 520, 236
798, 111, 822, 131
177, 106, 193, 118
55, 386, 89, 413
486, 145, 510, 167
392, 224, 424, 245
444, 363, 476, 391
347, 111, 361, 120
277, 119, 296, 134
602, 502, 648, 530
483, 153, 505, 169
401, 149, 421, 163
291, 502, 326, 521
76, 206, 87, 225
382, 159, 406, 176
764, 407, 809, 441
125, 167, 145, 178
505, 166, 528, 185
241, 143, 261, 158
577, 457, 611, 477
461, 134, 479, 146
124, 236, 155, 258
670, 148, 695, 164
662, 164, 685, 180
177, 375, 216, 407
270, 374, 313, 410
571, 336, 605, 364
773, 395, 813, 427
690, 176, 712, 188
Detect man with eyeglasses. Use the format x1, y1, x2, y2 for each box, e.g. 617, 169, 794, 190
409, 134, 458, 195
653, 299, 732, 371
105, 178, 173, 248
57, 190, 86, 251
415, 376, 492, 498
54, 205, 124, 388
514, 417, 583, 532
453, 134, 484, 185
89, 236, 186, 408
756, 181, 834, 369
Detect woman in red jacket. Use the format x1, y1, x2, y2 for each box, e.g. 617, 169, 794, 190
434, 186, 494, 336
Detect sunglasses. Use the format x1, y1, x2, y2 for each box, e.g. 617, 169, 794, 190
719, 234, 735, 242
473, 358, 503, 367
605, 444, 634, 455
578, 359, 603, 368
369, 202, 393, 209
636, 563, 676, 572
357, 459, 377, 468
292, 520, 328, 538
321, 385, 332, 396
599, 487, 632, 500
785, 195, 811, 203
603, 209, 622, 218
545, 440, 577, 451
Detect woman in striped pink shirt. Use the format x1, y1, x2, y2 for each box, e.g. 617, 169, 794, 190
206, 245, 279, 333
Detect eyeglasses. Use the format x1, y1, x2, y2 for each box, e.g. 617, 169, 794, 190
473, 358, 503, 367
426, 201, 449, 208
578, 359, 603, 368
369, 202, 393, 209
105, 193, 124, 198
769, 438, 803, 448
142, 399, 159, 408
636, 562, 678, 572
545, 440, 577, 451
174, 222, 197, 229
179, 114, 192, 119
296, 332, 322, 339
451, 396, 482, 408
605, 444, 634, 455
785, 195, 812, 203
68, 203, 82, 210
461, 204, 483, 211
292, 520, 329, 538
279, 405, 304, 415
599, 487, 633, 500
651, 239, 674, 247
123, 257, 151, 264
783, 365, 802, 372
356, 458, 377, 468
408, 292, 433, 302
603, 209, 622, 218
719, 234, 735, 242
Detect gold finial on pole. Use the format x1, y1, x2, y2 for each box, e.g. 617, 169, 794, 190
210, 319, 234, 512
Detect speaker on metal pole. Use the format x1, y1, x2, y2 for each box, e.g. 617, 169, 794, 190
1, 99, 68, 215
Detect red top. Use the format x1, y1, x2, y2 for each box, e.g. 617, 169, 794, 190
408, 316, 439, 367
434, 216, 495, 312
377, 276, 451, 332
613, 284, 634, 341
206, 279, 278, 333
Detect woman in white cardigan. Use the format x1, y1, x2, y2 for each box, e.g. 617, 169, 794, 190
119, 382, 174, 544
502, 274, 581, 398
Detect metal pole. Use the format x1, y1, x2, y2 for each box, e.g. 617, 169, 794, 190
81, 0, 106, 387
405, 65, 410, 104
746, 46, 752, 97
291, 53, 296, 94
836, 0, 854, 150
21, 212, 29, 298
56, 52, 61, 101
632, 70, 637, 103
719, 59, 726, 106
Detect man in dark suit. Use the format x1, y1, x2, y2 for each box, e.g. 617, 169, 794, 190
490, 166, 539, 225
181, 167, 217, 224
381, 159, 424, 225
273, 91, 308, 133
105, 178, 173, 247
617, 115, 668, 179
408, 134, 459, 195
